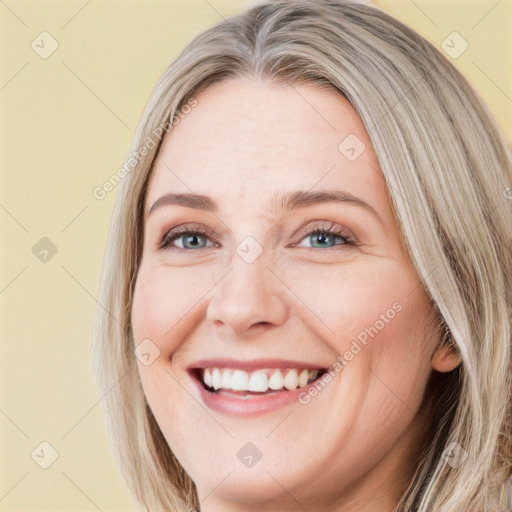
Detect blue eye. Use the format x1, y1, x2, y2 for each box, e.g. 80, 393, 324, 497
158, 222, 357, 252
159, 228, 217, 251
296, 229, 353, 249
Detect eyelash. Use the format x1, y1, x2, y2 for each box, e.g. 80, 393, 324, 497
158, 221, 358, 252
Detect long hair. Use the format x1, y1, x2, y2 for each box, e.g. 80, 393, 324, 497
91, 1, 512, 510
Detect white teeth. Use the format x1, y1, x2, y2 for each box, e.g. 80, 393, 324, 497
204, 368, 212, 387
268, 370, 284, 390
248, 371, 269, 392
212, 368, 222, 390
231, 370, 249, 390
200, 367, 322, 393
283, 369, 298, 390
298, 368, 309, 387
221, 369, 232, 389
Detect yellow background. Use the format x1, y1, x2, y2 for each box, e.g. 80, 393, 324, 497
1, 1, 510, 510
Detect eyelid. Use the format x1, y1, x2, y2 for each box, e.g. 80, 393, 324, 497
291, 220, 357, 247
157, 219, 358, 252
157, 223, 219, 251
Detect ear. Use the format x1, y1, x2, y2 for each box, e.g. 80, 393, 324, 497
432, 342, 461, 373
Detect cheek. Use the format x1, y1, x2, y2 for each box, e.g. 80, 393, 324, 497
344, 284, 433, 416
130, 262, 220, 430
286, 258, 420, 345
131, 263, 213, 354
293, 260, 432, 391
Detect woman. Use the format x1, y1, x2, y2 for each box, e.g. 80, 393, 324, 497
92, 0, 512, 510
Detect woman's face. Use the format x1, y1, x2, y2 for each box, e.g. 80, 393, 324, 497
131, 78, 457, 511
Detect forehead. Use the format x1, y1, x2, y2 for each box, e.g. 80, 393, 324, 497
145, 78, 388, 220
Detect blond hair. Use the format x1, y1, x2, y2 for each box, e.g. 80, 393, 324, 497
92, 1, 512, 510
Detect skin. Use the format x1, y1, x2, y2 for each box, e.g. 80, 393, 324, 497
131, 78, 460, 512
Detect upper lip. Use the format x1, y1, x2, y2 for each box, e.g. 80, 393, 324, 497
187, 358, 328, 371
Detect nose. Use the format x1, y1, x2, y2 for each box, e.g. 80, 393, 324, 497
206, 248, 289, 336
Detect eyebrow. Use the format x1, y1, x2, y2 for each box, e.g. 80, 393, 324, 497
147, 189, 381, 222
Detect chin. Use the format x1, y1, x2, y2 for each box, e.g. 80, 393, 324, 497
194, 469, 294, 506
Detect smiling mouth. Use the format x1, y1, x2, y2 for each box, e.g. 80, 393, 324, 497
191, 367, 328, 396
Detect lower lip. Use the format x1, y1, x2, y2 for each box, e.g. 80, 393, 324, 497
190, 373, 321, 416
